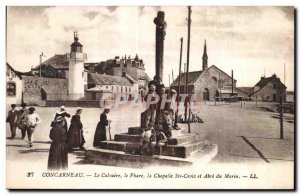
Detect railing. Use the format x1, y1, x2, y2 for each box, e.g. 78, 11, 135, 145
66, 52, 87, 60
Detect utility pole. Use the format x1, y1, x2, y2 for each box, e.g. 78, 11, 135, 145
39, 52, 46, 77
178, 37, 183, 96
174, 37, 183, 128
284, 63, 286, 85
280, 98, 284, 139
231, 70, 234, 96
172, 69, 174, 83
185, 6, 192, 133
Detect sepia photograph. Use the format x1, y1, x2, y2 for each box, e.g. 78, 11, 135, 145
5, 5, 295, 189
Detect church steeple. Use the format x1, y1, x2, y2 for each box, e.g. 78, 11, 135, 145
202, 40, 208, 70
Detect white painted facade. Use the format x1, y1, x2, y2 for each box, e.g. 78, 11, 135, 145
6, 65, 23, 109
67, 52, 87, 100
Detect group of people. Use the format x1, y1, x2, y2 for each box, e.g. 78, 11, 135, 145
48, 106, 111, 170
6, 82, 180, 170
6, 103, 41, 148
140, 81, 180, 156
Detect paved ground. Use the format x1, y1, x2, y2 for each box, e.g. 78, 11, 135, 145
6, 101, 294, 167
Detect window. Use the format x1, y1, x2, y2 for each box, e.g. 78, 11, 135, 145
129, 87, 131, 92
273, 84, 277, 89
125, 87, 127, 92
7, 82, 16, 96
112, 86, 114, 91
106, 86, 108, 89
212, 76, 217, 82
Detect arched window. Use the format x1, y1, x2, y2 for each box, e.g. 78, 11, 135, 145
7, 81, 16, 96
212, 76, 217, 82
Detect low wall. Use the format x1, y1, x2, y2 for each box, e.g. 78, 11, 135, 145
45, 100, 116, 107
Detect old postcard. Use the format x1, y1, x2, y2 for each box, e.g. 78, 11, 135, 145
5, 6, 295, 189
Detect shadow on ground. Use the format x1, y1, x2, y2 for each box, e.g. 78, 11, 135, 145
18, 148, 49, 154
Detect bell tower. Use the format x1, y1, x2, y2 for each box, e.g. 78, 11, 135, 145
67, 31, 87, 100
202, 40, 208, 70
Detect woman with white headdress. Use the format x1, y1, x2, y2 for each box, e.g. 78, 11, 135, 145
67, 107, 85, 151
52, 105, 70, 131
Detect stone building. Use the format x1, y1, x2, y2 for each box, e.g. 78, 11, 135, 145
6, 63, 68, 107
250, 74, 287, 102
171, 40, 237, 101
86, 73, 138, 101
9, 32, 146, 106
84, 54, 151, 90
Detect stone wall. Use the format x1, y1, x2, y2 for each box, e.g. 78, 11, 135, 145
193, 71, 219, 101
23, 76, 68, 105
208, 66, 237, 90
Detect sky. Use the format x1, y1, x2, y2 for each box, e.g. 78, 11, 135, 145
6, 6, 294, 90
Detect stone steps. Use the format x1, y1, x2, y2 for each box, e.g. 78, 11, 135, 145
85, 144, 218, 168
97, 139, 208, 158
114, 133, 203, 145
128, 127, 188, 136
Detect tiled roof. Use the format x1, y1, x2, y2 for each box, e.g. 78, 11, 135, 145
88, 73, 132, 86
171, 71, 202, 86
254, 76, 286, 89
6, 63, 33, 79
32, 54, 68, 70
237, 87, 254, 94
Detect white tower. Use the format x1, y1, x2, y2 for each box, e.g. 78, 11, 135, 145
67, 32, 87, 100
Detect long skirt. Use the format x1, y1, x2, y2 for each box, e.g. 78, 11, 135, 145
67, 124, 85, 149
48, 141, 68, 170
93, 122, 107, 147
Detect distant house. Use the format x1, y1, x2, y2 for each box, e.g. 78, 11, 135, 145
286, 91, 294, 102
86, 73, 138, 101
251, 74, 287, 102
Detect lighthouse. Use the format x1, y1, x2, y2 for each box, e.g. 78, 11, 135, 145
67, 32, 87, 100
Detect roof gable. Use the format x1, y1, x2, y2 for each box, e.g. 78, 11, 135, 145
6, 63, 33, 79
254, 76, 286, 89
32, 54, 69, 70
88, 73, 132, 86
208, 65, 237, 81
171, 71, 202, 86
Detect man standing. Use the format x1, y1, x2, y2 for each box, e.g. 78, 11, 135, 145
17, 103, 29, 139
25, 107, 41, 148
6, 104, 19, 139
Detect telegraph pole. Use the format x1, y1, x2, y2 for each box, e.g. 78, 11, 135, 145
174, 37, 183, 128
185, 6, 192, 133
178, 38, 183, 95
39, 52, 46, 77
172, 69, 174, 83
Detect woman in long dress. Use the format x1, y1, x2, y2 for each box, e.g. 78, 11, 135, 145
67, 107, 85, 151
48, 116, 68, 170
53, 106, 70, 131
93, 108, 111, 147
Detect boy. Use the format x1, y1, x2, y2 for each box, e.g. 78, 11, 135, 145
25, 107, 41, 148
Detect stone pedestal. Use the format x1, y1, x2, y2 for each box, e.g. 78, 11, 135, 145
85, 125, 218, 168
